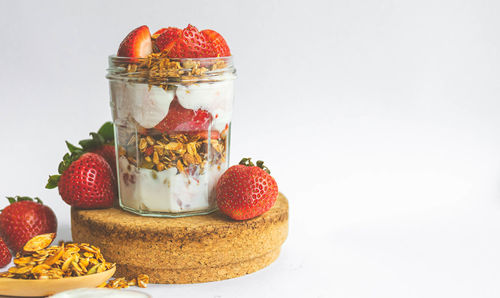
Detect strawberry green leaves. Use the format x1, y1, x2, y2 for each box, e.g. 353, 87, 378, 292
6, 196, 43, 205
97, 122, 114, 141
64, 141, 82, 154
45, 176, 60, 190
46, 142, 83, 189
46, 122, 115, 189
78, 122, 114, 151
3, 196, 44, 213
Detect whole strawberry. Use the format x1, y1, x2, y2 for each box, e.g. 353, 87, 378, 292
90, 145, 116, 175
216, 158, 278, 220
77, 122, 117, 175
46, 144, 116, 209
0, 196, 57, 253
0, 237, 11, 267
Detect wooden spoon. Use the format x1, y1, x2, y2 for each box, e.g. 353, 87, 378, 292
0, 266, 115, 297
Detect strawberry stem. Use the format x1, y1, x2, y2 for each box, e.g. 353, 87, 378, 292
256, 160, 271, 174
238, 158, 271, 174
239, 158, 254, 167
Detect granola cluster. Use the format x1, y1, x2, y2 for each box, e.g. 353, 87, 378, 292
123, 52, 229, 88
100, 274, 149, 289
0, 233, 150, 289
0, 238, 114, 280
120, 132, 226, 174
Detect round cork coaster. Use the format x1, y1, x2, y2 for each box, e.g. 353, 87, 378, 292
71, 193, 288, 284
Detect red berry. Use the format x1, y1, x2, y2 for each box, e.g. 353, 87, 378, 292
0, 198, 57, 252
58, 153, 116, 209
166, 24, 211, 58
0, 238, 11, 268
202, 29, 231, 57
216, 159, 278, 220
155, 27, 182, 52
91, 144, 116, 176
154, 97, 212, 133
75, 122, 116, 177
117, 25, 153, 58
153, 28, 170, 36
192, 130, 220, 140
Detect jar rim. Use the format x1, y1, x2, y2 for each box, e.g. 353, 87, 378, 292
106, 54, 236, 84
108, 55, 234, 62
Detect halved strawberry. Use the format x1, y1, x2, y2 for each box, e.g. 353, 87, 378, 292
166, 24, 211, 58
194, 130, 220, 140
175, 109, 213, 132
155, 27, 182, 52
154, 97, 212, 133
153, 28, 169, 36
117, 25, 153, 58
202, 29, 231, 57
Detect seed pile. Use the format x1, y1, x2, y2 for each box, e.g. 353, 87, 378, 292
0, 233, 114, 280
100, 274, 149, 289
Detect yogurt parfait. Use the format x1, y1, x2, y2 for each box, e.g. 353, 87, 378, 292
107, 25, 236, 217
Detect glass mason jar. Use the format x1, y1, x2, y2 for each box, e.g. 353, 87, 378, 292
106, 55, 236, 217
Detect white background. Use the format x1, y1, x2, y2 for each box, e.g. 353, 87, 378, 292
1, 0, 500, 297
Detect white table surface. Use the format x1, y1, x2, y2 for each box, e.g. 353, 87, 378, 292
1, 0, 500, 297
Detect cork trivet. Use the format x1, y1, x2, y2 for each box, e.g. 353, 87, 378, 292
71, 193, 288, 284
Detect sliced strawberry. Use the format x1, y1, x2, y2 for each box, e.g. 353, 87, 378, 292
117, 25, 153, 58
193, 130, 220, 140
154, 97, 194, 132
154, 97, 212, 133
166, 24, 211, 58
153, 28, 169, 36
175, 109, 212, 132
202, 29, 231, 57
155, 27, 182, 52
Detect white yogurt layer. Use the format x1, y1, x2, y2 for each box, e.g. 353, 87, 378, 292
110, 82, 174, 129
118, 156, 224, 213
110, 80, 233, 132
176, 80, 234, 132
